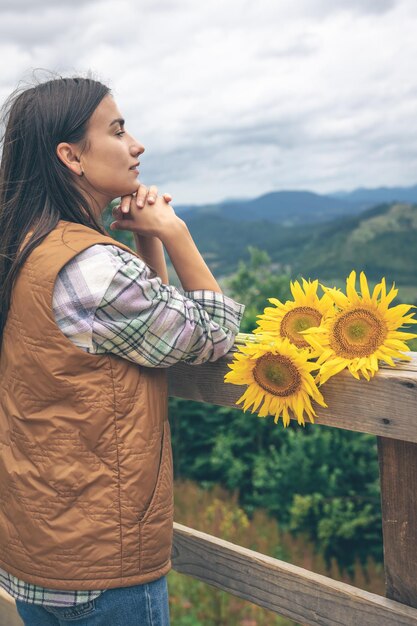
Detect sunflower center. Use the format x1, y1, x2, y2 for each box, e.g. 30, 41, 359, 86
253, 353, 302, 397
330, 308, 387, 358
280, 307, 322, 348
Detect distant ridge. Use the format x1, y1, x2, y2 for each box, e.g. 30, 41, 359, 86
330, 184, 417, 206
218, 191, 356, 224
175, 184, 417, 226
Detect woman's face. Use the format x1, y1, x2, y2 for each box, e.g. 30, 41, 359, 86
74, 95, 144, 210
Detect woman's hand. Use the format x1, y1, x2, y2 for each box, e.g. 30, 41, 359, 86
110, 184, 178, 238
124, 184, 172, 212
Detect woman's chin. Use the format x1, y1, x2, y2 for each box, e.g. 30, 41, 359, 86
129, 179, 141, 194
114, 181, 140, 198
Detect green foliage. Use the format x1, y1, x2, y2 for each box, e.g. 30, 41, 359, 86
169, 395, 383, 574
223, 246, 291, 332
290, 494, 380, 575
284, 430, 382, 574
409, 338, 417, 351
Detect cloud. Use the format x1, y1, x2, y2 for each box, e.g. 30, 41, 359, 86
324, 0, 398, 16
277, 0, 399, 18
0, 0, 417, 203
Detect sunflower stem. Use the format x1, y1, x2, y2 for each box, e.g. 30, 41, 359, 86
234, 332, 258, 345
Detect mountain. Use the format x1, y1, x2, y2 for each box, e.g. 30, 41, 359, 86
176, 191, 361, 226
330, 184, 417, 207
175, 184, 417, 226
183, 202, 417, 293
290, 202, 417, 286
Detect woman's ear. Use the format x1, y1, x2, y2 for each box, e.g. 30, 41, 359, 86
56, 143, 83, 176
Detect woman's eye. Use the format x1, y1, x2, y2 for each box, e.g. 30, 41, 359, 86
116, 131, 125, 137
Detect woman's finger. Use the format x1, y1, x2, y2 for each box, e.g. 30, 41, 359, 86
120, 194, 133, 214
135, 185, 149, 209
145, 185, 158, 205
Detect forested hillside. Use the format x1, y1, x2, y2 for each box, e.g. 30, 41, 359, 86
184, 203, 417, 297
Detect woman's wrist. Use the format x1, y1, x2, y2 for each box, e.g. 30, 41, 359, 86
133, 233, 169, 283
158, 218, 187, 244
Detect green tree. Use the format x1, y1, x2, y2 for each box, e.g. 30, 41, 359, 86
223, 246, 292, 332
169, 395, 382, 574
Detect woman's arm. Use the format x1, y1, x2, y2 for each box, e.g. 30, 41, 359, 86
133, 233, 169, 283
160, 220, 222, 293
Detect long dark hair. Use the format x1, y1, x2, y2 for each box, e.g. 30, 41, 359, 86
0, 71, 111, 342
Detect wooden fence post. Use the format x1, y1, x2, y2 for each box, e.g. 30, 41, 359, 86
377, 437, 417, 609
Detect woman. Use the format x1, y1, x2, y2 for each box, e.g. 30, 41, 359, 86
0, 74, 244, 625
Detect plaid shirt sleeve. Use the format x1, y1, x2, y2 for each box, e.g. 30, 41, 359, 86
53, 244, 245, 368
90, 245, 245, 367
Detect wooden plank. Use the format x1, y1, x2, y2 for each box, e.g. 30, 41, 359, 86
0, 588, 23, 626
172, 523, 417, 626
377, 437, 417, 609
168, 351, 417, 442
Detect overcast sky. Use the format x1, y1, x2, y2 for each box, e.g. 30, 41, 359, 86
1, 0, 417, 204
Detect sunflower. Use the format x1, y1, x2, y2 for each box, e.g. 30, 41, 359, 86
301, 271, 417, 383
253, 278, 334, 350
224, 336, 327, 427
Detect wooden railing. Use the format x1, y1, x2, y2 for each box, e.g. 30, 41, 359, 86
2, 349, 417, 625
168, 349, 417, 626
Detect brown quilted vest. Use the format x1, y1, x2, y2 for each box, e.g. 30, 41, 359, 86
0, 220, 173, 590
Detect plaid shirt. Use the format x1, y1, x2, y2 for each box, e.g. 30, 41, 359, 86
2, 243, 244, 607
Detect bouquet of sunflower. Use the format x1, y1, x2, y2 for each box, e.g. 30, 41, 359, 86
224, 271, 417, 427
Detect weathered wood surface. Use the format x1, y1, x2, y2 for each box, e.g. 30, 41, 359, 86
172, 523, 417, 625
168, 351, 417, 442
0, 588, 23, 626
378, 437, 417, 609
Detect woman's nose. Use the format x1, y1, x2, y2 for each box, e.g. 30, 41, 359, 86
132, 142, 145, 156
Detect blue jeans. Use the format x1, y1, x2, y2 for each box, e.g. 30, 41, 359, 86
15, 576, 170, 625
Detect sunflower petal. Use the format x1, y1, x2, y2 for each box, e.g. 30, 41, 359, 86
383, 283, 398, 308
360, 272, 371, 301
292, 280, 307, 302
324, 288, 349, 308
346, 271, 359, 303
372, 282, 383, 302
